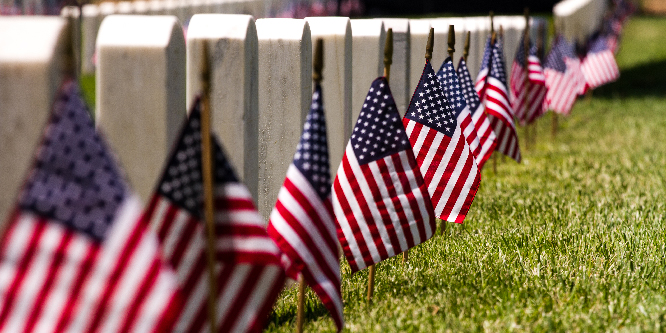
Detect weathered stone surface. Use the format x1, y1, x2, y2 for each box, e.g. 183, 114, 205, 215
0, 16, 71, 223
376, 18, 410, 114
304, 16, 352, 180
186, 14, 259, 200
408, 19, 430, 95
350, 19, 385, 122
255, 18, 312, 220
96, 15, 186, 203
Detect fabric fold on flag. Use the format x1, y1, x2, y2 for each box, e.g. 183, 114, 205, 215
581, 34, 620, 90
510, 35, 548, 125
333, 77, 436, 273
403, 60, 481, 224
267, 84, 344, 331
543, 35, 585, 115
457, 57, 497, 169
476, 36, 522, 163
437, 57, 484, 169
142, 98, 286, 333
0, 80, 181, 332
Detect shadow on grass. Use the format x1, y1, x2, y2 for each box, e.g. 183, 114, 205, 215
267, 296, 331, 328
594, 58, 666, 98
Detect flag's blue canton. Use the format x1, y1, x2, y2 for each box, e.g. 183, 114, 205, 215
589, 35, 610, 53
514, 36, 536, 66
544, 36, 572, 73
405, 62, 457, 137
293, 84, 331, 200
436, 57, 468, 117
352, 77, 408, 165
157, 98, 238, 218
491, 41, 509, 86
479, 37, 492, 72
457, 58, 481, 112
18, 81, 126, 243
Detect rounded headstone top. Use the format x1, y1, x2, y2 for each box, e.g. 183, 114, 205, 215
97, 15, 183, 48
304, 16, 351, 36
0, 17, 68, 63
188, 14, 255, 40
350, 19, 384, 37
255, 18, 311, 41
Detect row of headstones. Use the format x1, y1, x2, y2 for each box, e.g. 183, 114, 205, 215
0, 13, 547, 225
554, 0, 608, 43
60, 0, 267, 75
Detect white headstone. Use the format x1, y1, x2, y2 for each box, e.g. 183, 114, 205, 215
116, 1, 133, 14
0, 16, 71, 223
255, 18, 312, 219
408, 19, 430, 94
350, 19, 385, 122
377, 18, 410, 114
186, 14, 259, 200
96, 15, 186, 202
304, 16, 352, 179
132, 0, 150, 14
148, 0, 166, 15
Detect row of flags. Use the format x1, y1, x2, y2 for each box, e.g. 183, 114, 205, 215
0, 3, 633, 332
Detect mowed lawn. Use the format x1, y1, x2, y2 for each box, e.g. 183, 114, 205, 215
266, 16, 666, 332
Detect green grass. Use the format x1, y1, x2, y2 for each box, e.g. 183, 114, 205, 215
265, 16, 666, 332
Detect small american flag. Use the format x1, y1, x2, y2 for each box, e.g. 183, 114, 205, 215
142, 98, 286, 332
267, 84, 343, 331
476, 36, 522, 163
510, 36, 548, 125
333, 77, 435, 272
543, 35, 585, 115
403, 61, 481, 223
581, 35, 620, 90
436, 57, 483, 169
457, 57, 497, 169
0, 81, 181, 332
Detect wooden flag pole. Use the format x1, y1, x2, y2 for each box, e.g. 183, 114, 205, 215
437, 25, 456, 237
490, 11, 494, 36
296, 274, 306, 333
491, 28, 498, 175
533, 19, 545, 147
368, 30, 394, 301
463, 31, 470, 64
447, 25, 455, 59
499, 26, 506, 165
384, 28, 393, 81
296, 38, 324, 332
551, 23, 559, 139
523, 9, 530, 152
200, 42, 218, 333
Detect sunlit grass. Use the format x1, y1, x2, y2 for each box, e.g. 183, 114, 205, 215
265, 16, 666, 332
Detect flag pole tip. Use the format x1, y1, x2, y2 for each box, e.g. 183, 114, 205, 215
447, 25, 455, 59
313, 38, 324, 83
425, 27, 434, 61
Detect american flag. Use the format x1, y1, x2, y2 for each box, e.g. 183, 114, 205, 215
476, 36, 522, 163
333, 77, 435, 272
142, 98, 286, 332
267, 84, 343, 330
0, 81, 181, 332
436, 57, 483, 168
543, 35, 585, 115
403, 60, 481, 223
581, 35, 620, 90
457, 57, 497, 169
510, 36, 548, 125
